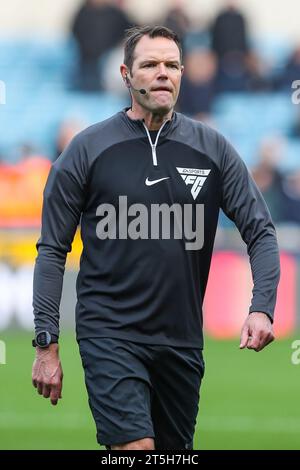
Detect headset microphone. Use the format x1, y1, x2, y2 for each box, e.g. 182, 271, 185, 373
125, 75, 147, 95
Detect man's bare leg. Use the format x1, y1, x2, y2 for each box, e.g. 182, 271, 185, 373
111, 437, 155, 450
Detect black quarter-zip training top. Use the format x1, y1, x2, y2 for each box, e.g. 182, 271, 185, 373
33, 108, 280, 348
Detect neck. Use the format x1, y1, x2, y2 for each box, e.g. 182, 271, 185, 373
127, 106, 173, 130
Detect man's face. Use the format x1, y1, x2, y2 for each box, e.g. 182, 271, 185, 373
125, 35, 183, 115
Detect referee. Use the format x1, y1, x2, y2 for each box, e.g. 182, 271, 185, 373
32, 25, 280, 450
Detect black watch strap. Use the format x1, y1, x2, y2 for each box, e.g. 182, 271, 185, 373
32, 332, 58, 348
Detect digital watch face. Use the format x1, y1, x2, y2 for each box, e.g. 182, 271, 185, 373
36, 331, 51, 347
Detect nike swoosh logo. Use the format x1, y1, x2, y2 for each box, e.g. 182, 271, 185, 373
145, 177, 170, 186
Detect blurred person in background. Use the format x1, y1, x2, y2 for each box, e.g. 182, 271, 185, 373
281, 170, 300, 224
211, 1, 272, 92
211, 0, 249, 59
32, 25, 280, 451
54, 119, 86, 161
275, 44, 300, 91
251, 136, 286, 223
244, 51, 273, 91
163, 0, 191, 59
177, 47, 217, 121
211, 0, 250, 92
71, 0, 132, 91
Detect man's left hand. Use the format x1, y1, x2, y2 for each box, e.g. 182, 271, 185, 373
239, 312, 275, 352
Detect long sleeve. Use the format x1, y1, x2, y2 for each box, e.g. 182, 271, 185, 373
220, 138, 280, 321
33, 135, 88, 338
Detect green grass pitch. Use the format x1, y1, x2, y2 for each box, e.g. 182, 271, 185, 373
0, 331, 299, 450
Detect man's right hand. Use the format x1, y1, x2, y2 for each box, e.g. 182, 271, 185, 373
32, 343, 63, 406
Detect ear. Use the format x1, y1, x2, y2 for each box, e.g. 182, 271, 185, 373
120, 64, 129, 83
181, 65, 184, 76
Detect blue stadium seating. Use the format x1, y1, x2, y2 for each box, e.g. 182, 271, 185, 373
0, 37, 299, 169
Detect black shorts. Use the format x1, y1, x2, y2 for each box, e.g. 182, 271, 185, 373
78, 337, 205, 450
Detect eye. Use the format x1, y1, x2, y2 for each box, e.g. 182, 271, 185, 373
143, 63, 156, 68
168, 64, 179, 69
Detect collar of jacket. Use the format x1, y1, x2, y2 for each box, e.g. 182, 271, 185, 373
121, 107, 178, 137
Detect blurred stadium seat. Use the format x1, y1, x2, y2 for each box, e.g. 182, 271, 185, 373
0, 36, 298, 168
0, 38, 127, 160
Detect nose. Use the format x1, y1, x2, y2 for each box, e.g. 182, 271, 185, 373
157, 63, 168, 79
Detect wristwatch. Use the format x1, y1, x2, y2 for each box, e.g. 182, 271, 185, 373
32, 331, 58, 348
